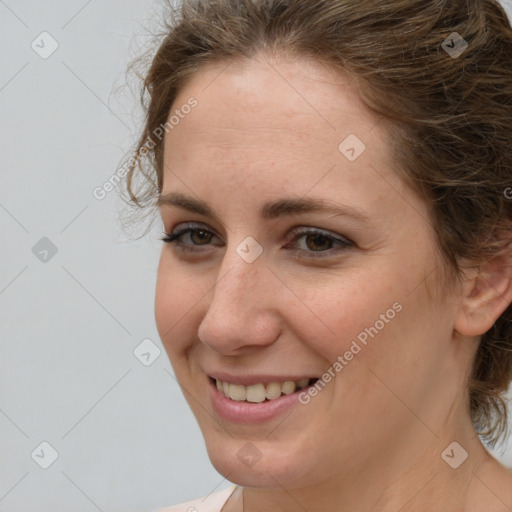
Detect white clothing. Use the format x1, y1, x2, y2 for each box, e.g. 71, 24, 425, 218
156, 486, 238, 512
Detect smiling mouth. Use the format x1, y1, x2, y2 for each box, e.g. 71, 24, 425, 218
210, 377, 318, 403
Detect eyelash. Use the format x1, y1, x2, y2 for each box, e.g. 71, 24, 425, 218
160, 223, 353, 259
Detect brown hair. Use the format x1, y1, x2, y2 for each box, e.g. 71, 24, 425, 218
121, 0, 512, 446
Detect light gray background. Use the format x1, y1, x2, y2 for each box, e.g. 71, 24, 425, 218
1, 1, 512, 511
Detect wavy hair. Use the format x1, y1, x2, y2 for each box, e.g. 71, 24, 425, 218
121, 0, 512, 446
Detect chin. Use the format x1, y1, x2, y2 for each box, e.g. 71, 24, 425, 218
204, 434, 307, 488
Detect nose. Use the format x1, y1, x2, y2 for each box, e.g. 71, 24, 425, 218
197, 240, 281, 355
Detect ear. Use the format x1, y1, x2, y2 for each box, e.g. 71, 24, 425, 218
455, 247, 512, 337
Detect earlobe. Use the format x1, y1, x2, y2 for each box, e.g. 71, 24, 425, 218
455, 253, 512, 337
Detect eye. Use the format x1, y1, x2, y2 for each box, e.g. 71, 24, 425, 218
160, 223, 353, 258
285, 226, 353, 259
160, 223, 221, 253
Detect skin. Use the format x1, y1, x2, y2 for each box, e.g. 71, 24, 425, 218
154, 53, 512, 511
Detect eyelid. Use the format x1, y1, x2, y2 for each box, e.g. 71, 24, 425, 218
161, 222, 353, 257
287, 225, 352, 244
167, 222, 222, 242
165, 222, 350, 242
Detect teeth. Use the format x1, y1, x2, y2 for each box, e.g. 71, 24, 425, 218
296, 378, 309, 388
282, 381, 296, 394
215, 378, 311, 402
229, 384, 247, 401
265, 382, 282, 400
246, 384, 266, 403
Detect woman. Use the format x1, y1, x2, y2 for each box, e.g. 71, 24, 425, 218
123, 0, 512, 510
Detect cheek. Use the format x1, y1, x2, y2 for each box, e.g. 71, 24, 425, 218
154, 255, 201, 357
293, 273, 400, 363
295, 260, 439, 389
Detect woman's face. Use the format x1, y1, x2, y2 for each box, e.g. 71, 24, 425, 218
155, 54, 474, 489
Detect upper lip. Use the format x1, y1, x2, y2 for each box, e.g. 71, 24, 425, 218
208, 372, 318, 386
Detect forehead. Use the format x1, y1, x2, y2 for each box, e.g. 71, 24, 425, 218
167, 53, 382, 151
161, 54, 414, 222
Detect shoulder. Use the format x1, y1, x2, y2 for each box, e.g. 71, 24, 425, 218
468, 456, 512, 510
155, 486, 238, 512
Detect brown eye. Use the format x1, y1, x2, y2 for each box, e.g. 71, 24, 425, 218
160, 224, 221, 251
285, 227, 353, 259
189, 229, 213, 245
161, 224, 353, 259
303, 233, 334, 251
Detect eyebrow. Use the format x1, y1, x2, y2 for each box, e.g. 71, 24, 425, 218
157, 192, 370, 223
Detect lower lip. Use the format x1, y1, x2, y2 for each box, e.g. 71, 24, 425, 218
208, 378, 312, 424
